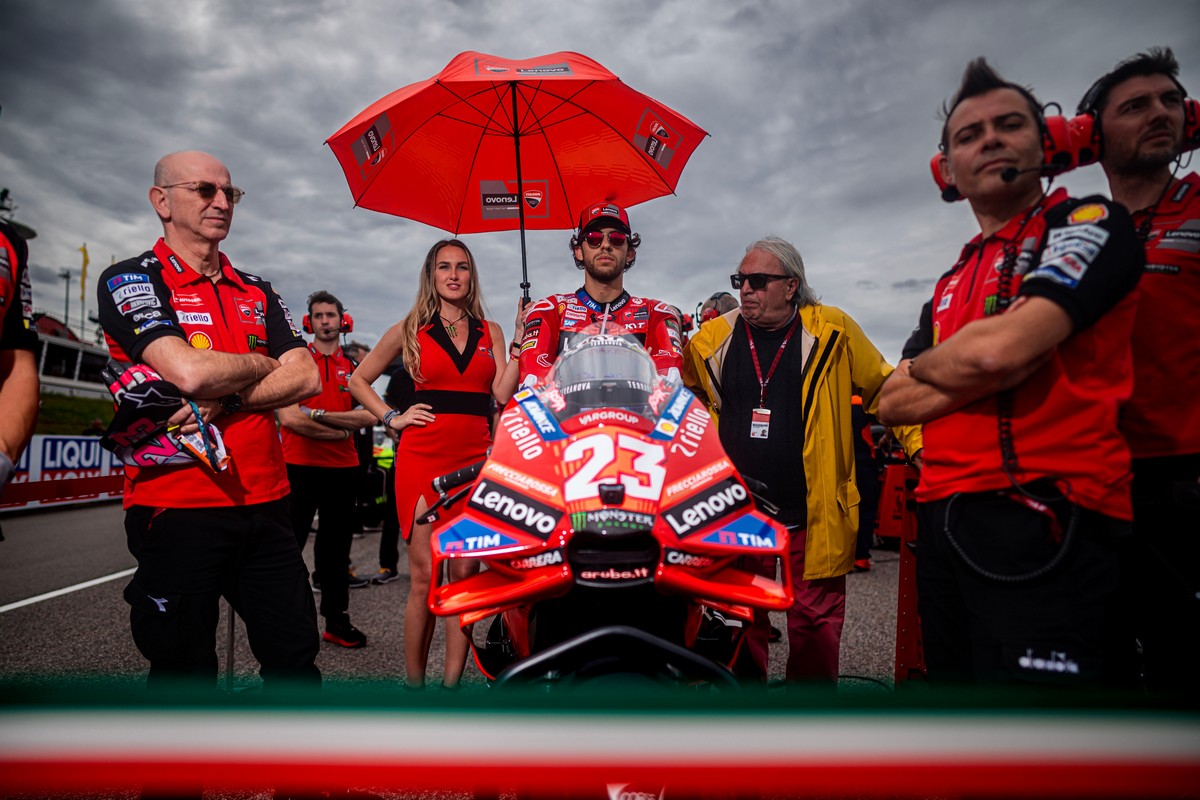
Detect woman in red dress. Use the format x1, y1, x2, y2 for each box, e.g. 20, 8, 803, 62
351, 239, 523, 689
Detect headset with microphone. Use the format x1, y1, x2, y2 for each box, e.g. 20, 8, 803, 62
935, 75, 1200, 202
696, 291, 736, 323
302, 311, 354, 335
931, 110, 1093, 202
1071, 71, 1200, 164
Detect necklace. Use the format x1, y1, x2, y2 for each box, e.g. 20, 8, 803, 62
439, 311, 468, 337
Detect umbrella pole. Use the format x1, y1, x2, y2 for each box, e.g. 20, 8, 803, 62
511, 82, 531, 303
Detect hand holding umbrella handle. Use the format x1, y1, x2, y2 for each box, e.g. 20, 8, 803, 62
513, 297, 530, 345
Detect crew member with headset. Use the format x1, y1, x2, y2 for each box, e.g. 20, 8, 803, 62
279, 291, 378, 649
878, 59, 1143, 687
1076, 47, 1200, 699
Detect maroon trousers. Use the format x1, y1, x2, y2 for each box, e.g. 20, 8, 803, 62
741, 529, 847, 684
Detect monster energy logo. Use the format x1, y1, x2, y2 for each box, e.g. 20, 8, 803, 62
571, 509, 656, 531
247, 334, 262, 349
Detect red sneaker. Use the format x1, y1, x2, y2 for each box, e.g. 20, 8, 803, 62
323, 621, 367, 648
853, 558, 872, 573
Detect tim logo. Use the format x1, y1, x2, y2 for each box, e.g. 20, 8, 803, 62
437, 518, 519, 554
700, 514, 777, 549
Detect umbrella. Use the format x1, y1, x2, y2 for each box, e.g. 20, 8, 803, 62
326, 50, 708, 300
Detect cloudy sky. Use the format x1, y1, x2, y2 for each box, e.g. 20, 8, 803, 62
1, 0, 1196, 361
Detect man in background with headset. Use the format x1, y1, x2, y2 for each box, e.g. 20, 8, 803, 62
698, 290, 738, 324
1078, 47, 1200, 700
280, 290, 378, 649
878, 59, 1143, 687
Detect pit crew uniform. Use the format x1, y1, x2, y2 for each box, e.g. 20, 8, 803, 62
0, 220, 38, 493
517, 288, 682, 386
1120, 172, 1200, 697
0, 220, 36, 353
97, 238, 320, 688
281, 343, 361, 635
910, 188, 1143, 686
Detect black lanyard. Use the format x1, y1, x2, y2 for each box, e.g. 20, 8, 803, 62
743, 311, 800, 407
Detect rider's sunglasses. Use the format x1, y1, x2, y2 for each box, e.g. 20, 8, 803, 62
582, 230, 630, 248
730, 272, 791, 291
158, 181, 245, 205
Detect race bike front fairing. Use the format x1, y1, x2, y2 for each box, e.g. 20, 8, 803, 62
426, 332, 792, 682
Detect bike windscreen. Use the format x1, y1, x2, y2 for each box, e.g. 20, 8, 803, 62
545, 333, 658, 419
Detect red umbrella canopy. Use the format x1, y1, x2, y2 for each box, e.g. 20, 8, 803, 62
326, 51, 708, 234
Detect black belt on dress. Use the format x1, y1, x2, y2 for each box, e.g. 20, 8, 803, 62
413, 390, 492, 417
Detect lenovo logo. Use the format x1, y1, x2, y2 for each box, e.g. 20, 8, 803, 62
469, 479, 562, 539
662, 478, 749, 538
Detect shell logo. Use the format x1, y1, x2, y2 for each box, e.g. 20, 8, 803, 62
189, 331, 213, 350
1067, 204, 1109, 225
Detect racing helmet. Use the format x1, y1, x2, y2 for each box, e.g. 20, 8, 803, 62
549, 333, 656, 417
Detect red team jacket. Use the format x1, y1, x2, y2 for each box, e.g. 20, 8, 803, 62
912, 189, 1144, 520
97, 239, 307, 509
1121, 172, 1200, 458
280, 344, 360, 469
0, 220, 37, 354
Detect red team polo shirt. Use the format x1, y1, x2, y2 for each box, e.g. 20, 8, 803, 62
0, 221, 37, 354
1121, 172, 1200, 458
913, 189, 1144, 520
97, 239, 307, 509
280, 344, 360, 469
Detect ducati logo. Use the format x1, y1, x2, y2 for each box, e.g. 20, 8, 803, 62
524, 189, 544, 209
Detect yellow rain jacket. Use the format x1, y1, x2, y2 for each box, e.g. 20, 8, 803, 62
682, 305, 923, 580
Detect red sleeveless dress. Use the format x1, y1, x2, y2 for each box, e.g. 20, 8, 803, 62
396, 318, 497, 539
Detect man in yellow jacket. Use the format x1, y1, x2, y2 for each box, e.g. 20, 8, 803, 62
683, 236, 922, 684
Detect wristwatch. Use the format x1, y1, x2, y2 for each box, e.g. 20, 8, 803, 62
220, 393, 243, 414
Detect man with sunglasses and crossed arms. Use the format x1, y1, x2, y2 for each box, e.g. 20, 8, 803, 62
97, 151, 322, 691
516, 201, 683, 386
683, 236, 922, 685
1079, 48, 1200, 700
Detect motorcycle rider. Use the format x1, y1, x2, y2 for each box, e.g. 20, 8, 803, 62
517, 200, 683, 386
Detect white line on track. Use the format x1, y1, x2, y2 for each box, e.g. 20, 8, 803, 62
0, 567, 136, 614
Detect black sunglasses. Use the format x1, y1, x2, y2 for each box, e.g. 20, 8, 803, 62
582, 230, 630, 248
158, 181, 245, 205
730, 272, 790, 291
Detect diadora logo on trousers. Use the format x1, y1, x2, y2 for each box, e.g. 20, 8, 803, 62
662, 478, 749, 538
469, 479, 562, 539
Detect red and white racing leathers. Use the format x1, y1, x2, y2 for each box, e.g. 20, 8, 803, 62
517, 288, 682, 386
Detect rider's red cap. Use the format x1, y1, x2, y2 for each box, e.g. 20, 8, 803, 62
578, 201, 631, 235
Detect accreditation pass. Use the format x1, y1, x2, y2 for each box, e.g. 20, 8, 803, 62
750, 407, 771, 439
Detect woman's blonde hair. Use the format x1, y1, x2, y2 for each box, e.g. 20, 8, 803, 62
401, 238, 486, 382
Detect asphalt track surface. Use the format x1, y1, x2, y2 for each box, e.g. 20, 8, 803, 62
0, 501, 902, 799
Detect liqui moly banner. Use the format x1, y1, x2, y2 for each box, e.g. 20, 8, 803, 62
0, 435, 124, 512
